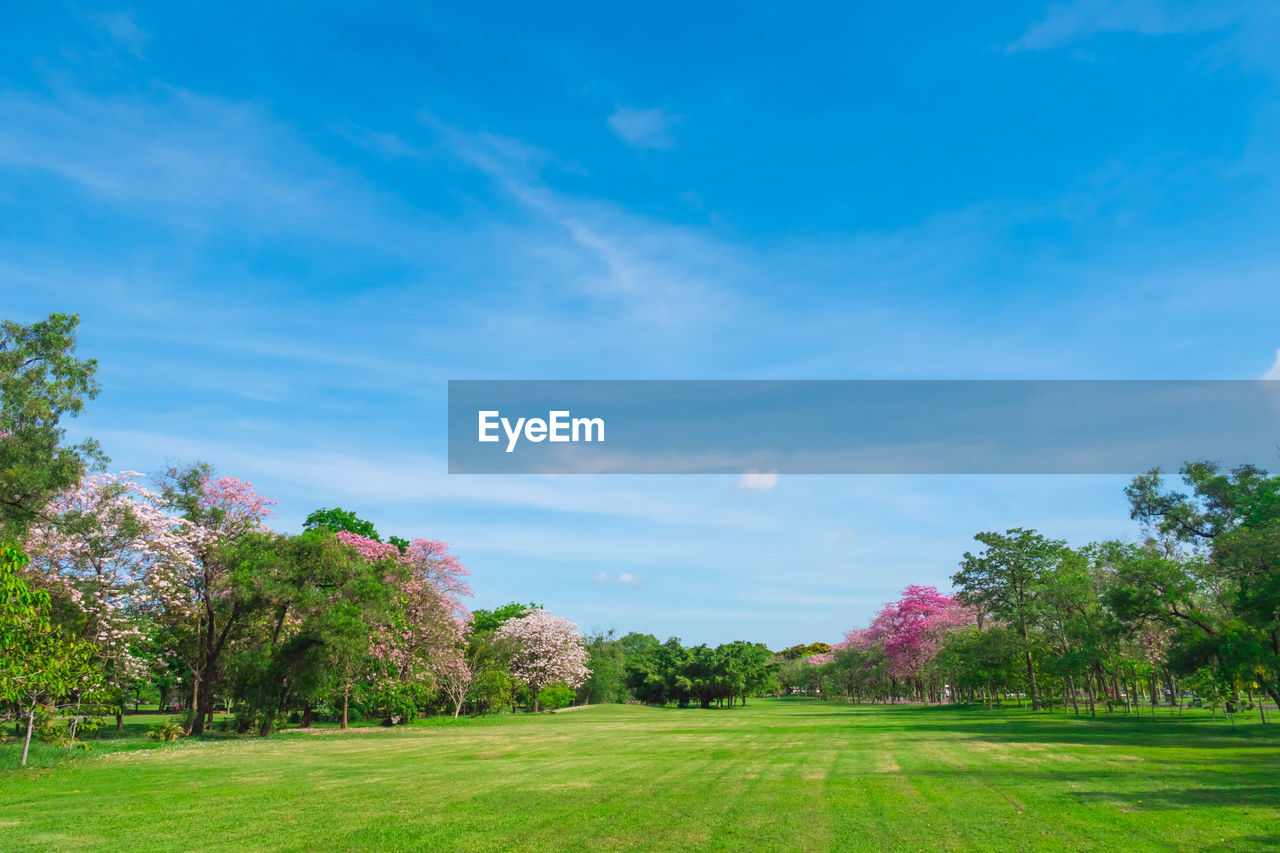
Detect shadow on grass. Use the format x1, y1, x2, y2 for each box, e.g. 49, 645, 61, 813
779, 705, 1280, 750
1068, 786, 1279, 810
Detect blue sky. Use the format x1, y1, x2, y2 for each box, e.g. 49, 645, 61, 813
4, 2, 1280, 648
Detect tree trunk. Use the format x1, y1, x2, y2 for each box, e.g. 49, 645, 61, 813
1067, 674, 1080, 716
342, 690, 350, 730
189, 674, 200, 726
20, 709, 34, 767
1262, 683, 1280, 719
1017, 611, 1039, 711
116, 711, 124, 731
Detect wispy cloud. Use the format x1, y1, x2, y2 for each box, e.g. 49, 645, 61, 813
0, 87, 442, 254
595, 572, 643, 585
411, 112, 738, 337
607, 106, 677, 151
1009, 0, 1241, 52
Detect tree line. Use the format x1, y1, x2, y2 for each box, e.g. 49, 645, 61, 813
791, 464, 1280, 720
0, 313, 601, 765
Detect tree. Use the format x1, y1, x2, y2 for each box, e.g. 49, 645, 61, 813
1, 545, 103, 766
470, 601, 542, 636
152, 464, 277, 735
1126, 462, 1280, 708
23, 471, 196, 729
334, 530, 473, 723
222, 529, 400, 735
0, 312, 104, 537
865, 585, 973, 701
494, 609, 590, 712
953, 529, 1069, 711
578, 630, 628, 705
303, 507, 382, 542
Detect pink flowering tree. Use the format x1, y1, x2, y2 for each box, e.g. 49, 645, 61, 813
334, 531, 473, 723
494, 609, 590, 712
23, 471, 196, 728
865, 585, 974, 702
153, 464, 277, 735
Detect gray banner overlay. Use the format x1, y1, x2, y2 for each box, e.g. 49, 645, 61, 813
447, 380, 1280, 474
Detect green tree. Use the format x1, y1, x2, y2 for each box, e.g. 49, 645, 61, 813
1125, 462, 1280, 707
578, 630, 627, 704
953, 528, 1069, 711
0, 312, 103, 537
1, 545, 102, 766
303, 507, 382, 541
469, 601, 542, 636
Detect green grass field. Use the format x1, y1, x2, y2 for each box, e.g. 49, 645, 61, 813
2, 700, 1278, 851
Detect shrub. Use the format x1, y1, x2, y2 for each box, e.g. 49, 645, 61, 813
319, 703, 365, 725
147, 720, 184, 742
233, 705, 257, 734
539, 684, 576, 711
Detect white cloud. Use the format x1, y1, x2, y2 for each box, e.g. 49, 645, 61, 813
607, 107, 677, 151
737, 469, 779, 492
595, 572, 643, 585
1264, 348, 1280, 380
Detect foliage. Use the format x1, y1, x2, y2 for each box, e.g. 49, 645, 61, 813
494, 609, 590, 711
469, 601, 542, 636
303, 507, 382, 541
625, 636, 776, 708
146, 720, 185, 742
1, 544, 105, 765
0, 312, 104, 538
537, 684, 576, 710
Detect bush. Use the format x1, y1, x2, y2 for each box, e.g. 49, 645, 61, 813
232, 705, 257, 734
35, 714, 62, 745
539, 684, 576, 711
317, 701, 364, 724
147, 720, 184, 742
377, 686, 421, 725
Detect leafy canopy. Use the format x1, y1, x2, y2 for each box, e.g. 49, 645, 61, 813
0, 312, 103, 536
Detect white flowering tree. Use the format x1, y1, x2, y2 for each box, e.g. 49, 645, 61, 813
494, 609, 590, 712
23, 471, 196, 729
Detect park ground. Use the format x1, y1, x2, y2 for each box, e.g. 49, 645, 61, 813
1, 699, 1278, 851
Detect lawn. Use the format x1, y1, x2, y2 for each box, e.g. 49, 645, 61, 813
2, 699, 1277, 851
